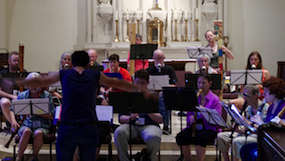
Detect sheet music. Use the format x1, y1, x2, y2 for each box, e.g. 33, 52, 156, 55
12, 98, 50, 115
230, 104, 256, 132
95, 105, 113, 122
147, 75, 169, 90
230, 70, 263, 85
196, 106, 229, 128
55, 106, 61, 119
185, 46, 213, 59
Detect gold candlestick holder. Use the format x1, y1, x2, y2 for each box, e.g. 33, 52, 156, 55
194, 19, 200, 41
125, 19, 130, 42
113, 20, 120, 42
184, 19, 190, 42
223, 36, 229, 48
173, 19, 179, 42
137, 19, 140, 35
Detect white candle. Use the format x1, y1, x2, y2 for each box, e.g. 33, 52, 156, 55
115, 10, 119, 20
195, 8, 199, 20
174, 9, 177, 20
136, 11, 140, 20
126, 10, 129, 20
184, 10, 187, 20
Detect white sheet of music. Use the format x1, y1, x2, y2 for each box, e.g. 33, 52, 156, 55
12, 98, 50, 115
147, 75, 169, 90
196, 106, 229, 128
55, 106, 61, 119
95, 105, 113, 122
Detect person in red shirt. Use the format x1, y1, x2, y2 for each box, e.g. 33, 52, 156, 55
127, 34, 149, 71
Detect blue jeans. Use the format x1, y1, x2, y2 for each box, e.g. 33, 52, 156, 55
56, 123, 99, 161
159, 96, 170, 126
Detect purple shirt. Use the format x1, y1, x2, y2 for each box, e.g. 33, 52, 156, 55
186, 90, 222, 132
265, 100, 285, 123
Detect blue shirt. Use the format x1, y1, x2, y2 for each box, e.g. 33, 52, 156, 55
11, 90, 55, 129
60, 69, 100, 123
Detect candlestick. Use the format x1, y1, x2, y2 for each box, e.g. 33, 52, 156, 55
125, 19, 130, 42
184, 19, 190, 42
113, 20, 120, 42
173, 19, 179, 42
194, 19, 200, 41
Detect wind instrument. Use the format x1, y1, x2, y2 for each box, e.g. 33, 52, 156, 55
90, 60, 94, 66
4, 115, 27, 148
19, 42, 24, 92
277, 106, 285, 118
192, 89, 203, 137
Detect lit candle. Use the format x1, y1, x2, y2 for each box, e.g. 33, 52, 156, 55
195, 8, 199, 20
184, 10, 187, 20
126, 10, 129, 20
174, 9, 177, 20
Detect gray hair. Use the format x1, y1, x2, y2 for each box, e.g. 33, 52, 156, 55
197, 53, 211, 64
59, 52, 71, 70
244, 84, 260, 95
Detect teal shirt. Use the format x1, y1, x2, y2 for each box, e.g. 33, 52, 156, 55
11, 90, 55, 129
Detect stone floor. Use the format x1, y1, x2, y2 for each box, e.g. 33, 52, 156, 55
0, 110, 228, 161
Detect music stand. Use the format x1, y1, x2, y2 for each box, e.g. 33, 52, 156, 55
12, 98, 50, 116
230, 70, 263, 85
162, 87, 198, 160
220, 102, 256, 161
195, 106, 229, 128
89, 65, 104, 72
147, 75, 169, 90
185, 46, 213, 59
130, 44, 158, 69
109, 92, 158, 161
103, 73, 123, 80
185, 74, 222, 90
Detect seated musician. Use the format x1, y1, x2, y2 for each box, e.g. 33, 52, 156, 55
8, 72, 55, 161
101, 54, 132, 95
239, 77, 285, 161
229, 51, 270, 110
0, 51, 28, 126
114, 69, 163, 161
217, 84, 269, 161
175, 73, 222, 161
195, 53, 218, 74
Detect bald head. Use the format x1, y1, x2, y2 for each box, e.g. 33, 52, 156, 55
88, 49, 98, 62
153, 49, 165, 66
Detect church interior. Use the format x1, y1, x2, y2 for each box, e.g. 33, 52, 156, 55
0, 0, 285, 160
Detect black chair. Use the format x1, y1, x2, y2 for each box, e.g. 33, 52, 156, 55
98, 121, 113, 161
129, 137, 161, 161
13, 124, 56, 161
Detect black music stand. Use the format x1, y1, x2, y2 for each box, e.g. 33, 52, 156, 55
130, 44, 157, 69
185, 46, 213, 59
220, 101, 256, 161
109, 92, 158, 161
89, 65, 104, 72
162, 87, 198, 160
230, 70, 263, 86
185, 74, 222, 90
